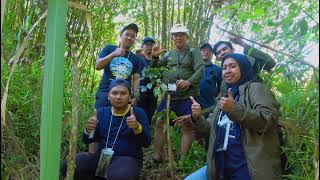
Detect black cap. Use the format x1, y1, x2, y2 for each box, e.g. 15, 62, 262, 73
121, 23, 139, 34
200, 43, 213, 52
142, 37, 155, 45
108, 79, 131, 94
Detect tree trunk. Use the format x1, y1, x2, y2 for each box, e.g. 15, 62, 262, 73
142, 0, 148, 37
177, 0, 180, 23
66, 35, 80, 180
157, 0, 161, 39
150, 0, 155, 38
183, 0, 187, 25
161, 0, 168, 49
165, 94, 175, 178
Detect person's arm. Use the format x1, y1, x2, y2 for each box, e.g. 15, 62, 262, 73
191, 111, 216, 138
229, 34, 276, 71
227, 82, 280, 134
132, 73, 140, 97
187, 49, 204, 85
128, 108, 151, 147
95, 46, 125, 70
243, 44, 276, 72
83, 109, 101, 154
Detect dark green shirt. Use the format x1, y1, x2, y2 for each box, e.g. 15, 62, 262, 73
160, 46, 204, 100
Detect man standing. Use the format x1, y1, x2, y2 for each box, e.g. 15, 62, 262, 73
197, 43, 222, 111
136, 37, 163, 124
153, 24, 204, 162
94, 23, 141, 109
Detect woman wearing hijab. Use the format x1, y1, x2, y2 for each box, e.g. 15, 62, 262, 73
183, 53, 282, 180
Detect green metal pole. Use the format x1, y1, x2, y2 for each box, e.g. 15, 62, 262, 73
40, 0, 67, 179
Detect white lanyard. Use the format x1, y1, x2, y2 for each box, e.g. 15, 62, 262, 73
105, 113, 126, 149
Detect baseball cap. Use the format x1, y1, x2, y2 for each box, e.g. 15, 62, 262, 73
142, 37, 155, 45
169, 24, 189, 35
121, 23, 139, 34
200, 43, 213, 52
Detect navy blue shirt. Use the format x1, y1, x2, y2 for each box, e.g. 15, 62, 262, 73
197, 62, 222, 108
214, 96, 250, 179
97, 45, 141, 92
83, 106, 151, 160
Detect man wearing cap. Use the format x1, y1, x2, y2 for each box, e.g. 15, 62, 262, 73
153, 24, 204, 162
212, 35, 276, 97
197, 43, 222, 111
60, 79, 151, 180
94, 23, 142, 109
136, 37, 163, 125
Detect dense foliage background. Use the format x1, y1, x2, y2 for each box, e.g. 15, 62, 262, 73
1, 0, 319, 179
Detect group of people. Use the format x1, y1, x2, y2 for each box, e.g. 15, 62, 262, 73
60, 22, 282, 180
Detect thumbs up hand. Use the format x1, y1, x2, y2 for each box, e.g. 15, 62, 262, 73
219, 88, 235, 112
190, 96, 201, 120
86, 109, 98, 132
127, 107, 140, 129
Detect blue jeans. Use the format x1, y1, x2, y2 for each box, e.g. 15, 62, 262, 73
184, 165, 208, 180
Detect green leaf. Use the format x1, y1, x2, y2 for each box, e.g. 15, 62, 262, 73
254, 8, 264, 17
251, 23, 261, 33
169, 111, 177, 119
299, 19, 308, 36
288, 3, 298, 12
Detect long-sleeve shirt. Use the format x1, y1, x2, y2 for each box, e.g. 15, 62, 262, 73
83, 106, 151, 160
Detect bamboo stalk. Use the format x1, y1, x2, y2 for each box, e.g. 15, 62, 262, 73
165, 94, 175, 179
1, 0, 7, 34
66, 35, 80, 180
216, 26, 319, 71
40, 1, 68, 179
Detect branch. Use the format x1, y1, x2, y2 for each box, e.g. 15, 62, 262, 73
216, 26, 319, 71
287, 0, 319, 26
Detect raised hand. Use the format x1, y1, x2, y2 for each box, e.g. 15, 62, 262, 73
135, 48, 145, 56
152, 41, 166, 57
126, 107, 140, 129
219, 88, 235, 112
86, 109, 98, 132
190, 96, 201, 120
112, 47, 125, 57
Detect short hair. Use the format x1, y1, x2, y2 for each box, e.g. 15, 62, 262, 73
212, 41, 233, 56
200, 43, 213, 52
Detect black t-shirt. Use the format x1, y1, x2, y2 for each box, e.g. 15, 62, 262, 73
96, 45, 141, 92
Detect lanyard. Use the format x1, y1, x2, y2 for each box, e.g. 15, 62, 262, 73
105, 113, 126, 149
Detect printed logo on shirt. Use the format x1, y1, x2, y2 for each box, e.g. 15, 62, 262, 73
109, 57, 133, 79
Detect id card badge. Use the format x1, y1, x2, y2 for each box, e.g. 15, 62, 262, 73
95, 148, 114, 178
167, 83, 177, 92
216, 113, 232, 152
